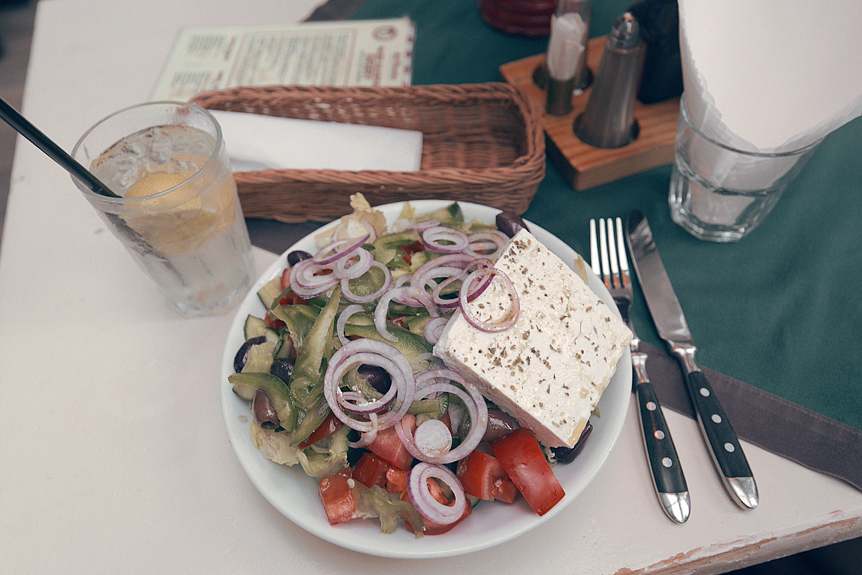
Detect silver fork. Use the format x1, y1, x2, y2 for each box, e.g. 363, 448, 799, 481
591, 218, 691, 524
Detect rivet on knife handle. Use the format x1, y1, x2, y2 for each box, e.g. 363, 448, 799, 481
632, 350, 690, 523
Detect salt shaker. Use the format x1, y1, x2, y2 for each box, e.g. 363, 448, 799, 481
574, 13, 644, 148
544, 0, 592, 116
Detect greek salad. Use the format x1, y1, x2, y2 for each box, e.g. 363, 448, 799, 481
228, 196, 594, 538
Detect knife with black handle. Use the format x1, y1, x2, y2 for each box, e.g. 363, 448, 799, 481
625, 211, 758, 509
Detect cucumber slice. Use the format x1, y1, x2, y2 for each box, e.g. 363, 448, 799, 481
342, 323, 432, 360
405, 314, 433, 337
416, 203, 463, 227
270, 305, 318, 351
241, 341, 276, 374
244, 315, 268, 339
265, 327, 286, 358
257, 276, 283, 309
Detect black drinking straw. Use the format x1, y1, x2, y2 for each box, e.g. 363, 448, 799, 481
0, 96, 120, 198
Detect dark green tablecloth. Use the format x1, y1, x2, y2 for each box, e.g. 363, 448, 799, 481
347, 0, 862, 432
271, 0, 862, 490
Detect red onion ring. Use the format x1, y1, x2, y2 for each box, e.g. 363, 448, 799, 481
332, 248, 373, 280
429, 258, 495, 309
330, 352, 400, 417
337, 388, 394, 416
291, 258, 335, 289
336, 304, 367, 346
323, 339, 415, 432
289, 280, 338, 299
374, 285, 439, 342
314, 233, 370, 265
407, 462, 467, 525
390, 279, 430, 308
390, 285, 438, 315
459, 267, 520, 332
393, 274, 413, 289
421, 226, 469, 254
413, 265, 464, 289
347, 410, 379, 449
408, 219, 441, 232
288, 260, 339, 297
464, 230, 510, 259
327, 221, 346, 243
413, 252, 476, 272
416, 266, 467, 308
359, 220, 378, 243
411, 254, 477, 303
395, 369, 488, 465
423, 317, 449, 345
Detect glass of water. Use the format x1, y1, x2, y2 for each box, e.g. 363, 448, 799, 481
669, 95, 821, 242
71, 101, 254, 317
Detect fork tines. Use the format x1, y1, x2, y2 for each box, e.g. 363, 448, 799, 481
590, 217, 630, 291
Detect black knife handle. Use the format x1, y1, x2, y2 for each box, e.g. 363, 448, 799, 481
682, 368, 753, 479
635, 379, 688, 495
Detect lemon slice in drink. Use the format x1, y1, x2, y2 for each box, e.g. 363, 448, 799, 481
123, 170, 222, 255
125, 171, 189, 199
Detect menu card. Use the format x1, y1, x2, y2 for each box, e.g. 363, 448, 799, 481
152, 18, 414, 101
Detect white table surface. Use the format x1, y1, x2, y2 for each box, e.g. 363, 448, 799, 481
2, 1, 861, 573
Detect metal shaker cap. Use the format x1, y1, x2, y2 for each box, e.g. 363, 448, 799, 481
609, 12, 641, 50
573, 11, 644, 148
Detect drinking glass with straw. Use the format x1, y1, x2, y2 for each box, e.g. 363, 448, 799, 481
0, 97, 255, 317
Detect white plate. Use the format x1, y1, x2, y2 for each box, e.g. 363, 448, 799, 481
220, 200, 631, 559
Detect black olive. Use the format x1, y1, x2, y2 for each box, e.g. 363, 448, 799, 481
270, 358, 295, 383
551, 421, 593, 464
287, 250, 313, 267
252, 389, 279, 430
233, 336, 266, 373
496, 211, 530, 238
459, 408, 519, 442
483, 409, 519, 442
346, 440, 366, 466
358, 364, 391, 394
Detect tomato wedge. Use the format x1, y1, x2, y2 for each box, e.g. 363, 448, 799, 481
385, 465, 409, 494
456, 450, 518, 503
279, 292, 310, 306
296, 411, 343, 449
278, 268, 310, 306
490, 428, 565, 516
397, 240, 425, 265
264, 310, 286, 329
318, 468, 357, 525
368, 415, 416, 470
353, 452, 409, 494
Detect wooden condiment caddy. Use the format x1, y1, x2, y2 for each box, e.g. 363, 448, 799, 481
500, 36, 680, 190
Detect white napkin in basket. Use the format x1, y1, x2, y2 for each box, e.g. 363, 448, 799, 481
208, 110, 423, 172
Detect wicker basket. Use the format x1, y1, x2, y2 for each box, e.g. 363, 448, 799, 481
190, 83, 545, 223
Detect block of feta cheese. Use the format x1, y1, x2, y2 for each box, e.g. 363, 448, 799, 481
433, 229, 632, 448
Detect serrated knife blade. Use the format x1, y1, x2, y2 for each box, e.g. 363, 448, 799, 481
625, 211, 758, 510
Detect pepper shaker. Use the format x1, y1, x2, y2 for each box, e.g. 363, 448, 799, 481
574, 13, 644, 148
